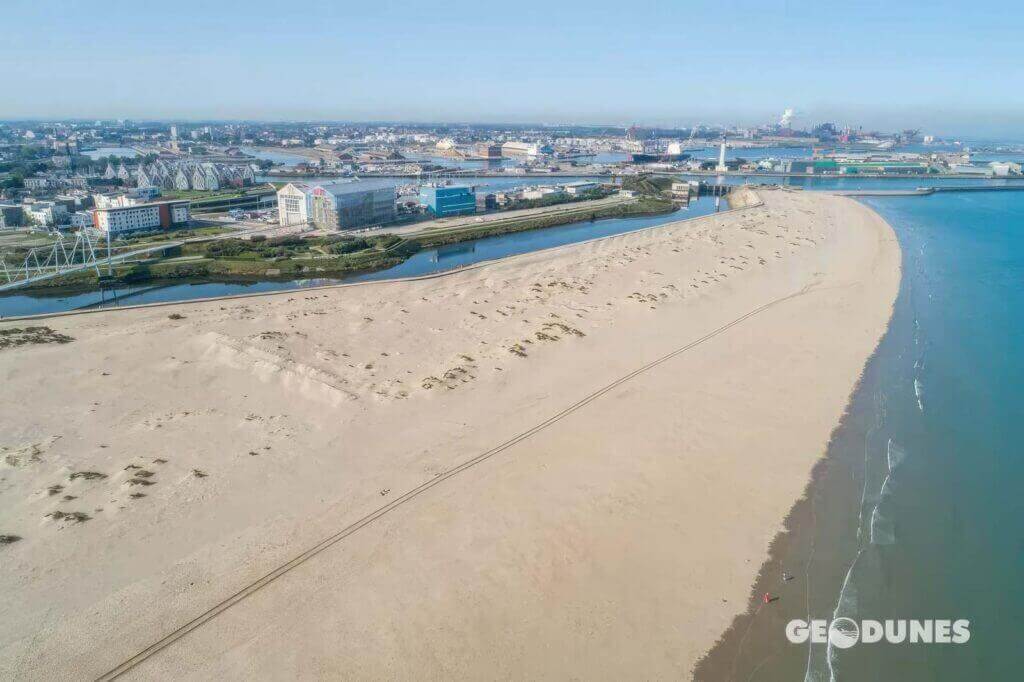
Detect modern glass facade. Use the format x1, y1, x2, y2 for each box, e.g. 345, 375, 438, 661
310, 182, 397, 230
419, 186, 476, 217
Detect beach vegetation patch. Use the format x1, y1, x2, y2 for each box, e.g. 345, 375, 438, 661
0, 326, 74, 350
69, 471, 107, 481
46, 511, 90, 523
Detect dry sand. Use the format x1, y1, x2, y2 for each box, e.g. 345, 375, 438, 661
0, 188, 900, 680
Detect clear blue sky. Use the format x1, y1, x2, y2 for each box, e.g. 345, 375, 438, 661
3, 0, 1023, 138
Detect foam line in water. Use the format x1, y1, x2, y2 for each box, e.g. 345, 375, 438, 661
879, 473, 895, 498
855, 396, 884, 541
825, 549, 863, 682
914, 378, 924, 412
887, 438, 907, 472
870, 506, 896, 545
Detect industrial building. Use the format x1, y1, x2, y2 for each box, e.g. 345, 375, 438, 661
475, 143, 503, 159
501, 142, 538, 157
780, 159, 935, 175
501, 142, 552, 157
277, 181, 397, 229
563, 181, 600, 195
419, 185, 476, 217
92, 200, 190, 235
671, 181, 699, 203
521, 186, 566, 201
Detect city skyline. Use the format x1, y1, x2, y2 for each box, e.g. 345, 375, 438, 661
4, 0, 1023, 138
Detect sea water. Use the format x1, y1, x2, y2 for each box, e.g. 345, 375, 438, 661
803, 191, 1024, 680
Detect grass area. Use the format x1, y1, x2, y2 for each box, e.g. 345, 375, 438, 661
113, 225, 234, 245
0, 230, 58, 252
621, 174, 676, 197
101, 233, 413, 283
0, 231, 61, 263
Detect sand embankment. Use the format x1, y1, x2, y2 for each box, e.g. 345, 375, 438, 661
0, 188, 900, 680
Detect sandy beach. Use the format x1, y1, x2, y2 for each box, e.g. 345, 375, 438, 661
0, 188, 900, 680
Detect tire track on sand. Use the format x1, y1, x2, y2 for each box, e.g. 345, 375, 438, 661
97, 284, 819, 681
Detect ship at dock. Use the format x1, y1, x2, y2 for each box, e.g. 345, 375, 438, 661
628, 141, 691, 164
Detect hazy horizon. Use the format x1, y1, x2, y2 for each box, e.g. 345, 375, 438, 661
3, 0, 1023, 139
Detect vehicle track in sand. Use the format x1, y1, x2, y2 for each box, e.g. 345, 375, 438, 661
97, 283, 822, 681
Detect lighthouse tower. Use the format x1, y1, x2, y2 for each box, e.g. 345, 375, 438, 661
716, 138, 728, 172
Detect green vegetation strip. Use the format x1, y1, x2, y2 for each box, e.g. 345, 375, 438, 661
14, 197, 673, 291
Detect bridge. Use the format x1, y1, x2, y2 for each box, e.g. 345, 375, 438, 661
0, 231, 180, 292
0, 220, 305, 293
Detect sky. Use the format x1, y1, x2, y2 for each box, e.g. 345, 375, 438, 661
3, 0, 1023, 138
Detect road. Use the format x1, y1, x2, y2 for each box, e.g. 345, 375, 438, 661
378, 193, 636, 238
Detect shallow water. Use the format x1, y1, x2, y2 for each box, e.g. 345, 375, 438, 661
693, 189, 1024, 681
764, 191, 1024, 680
818, 191, 1024, 680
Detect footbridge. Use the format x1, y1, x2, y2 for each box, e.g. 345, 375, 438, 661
0, 231, 181, 292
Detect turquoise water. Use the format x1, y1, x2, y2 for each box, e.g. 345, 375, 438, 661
798, 191, 1024, 680
0, 198, 717, 317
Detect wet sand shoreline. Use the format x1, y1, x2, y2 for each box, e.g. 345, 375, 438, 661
694, 197, 905, 681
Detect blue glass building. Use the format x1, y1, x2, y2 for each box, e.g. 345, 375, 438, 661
419, 185, 476, 217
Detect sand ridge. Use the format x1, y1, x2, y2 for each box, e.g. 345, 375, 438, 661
0, 188, 900, 679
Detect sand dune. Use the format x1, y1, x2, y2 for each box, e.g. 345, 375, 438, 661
0, 188, 900, 679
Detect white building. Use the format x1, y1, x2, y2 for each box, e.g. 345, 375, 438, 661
502, 142, 540, 157
276, 181, 396, 229
563, 181, 600, 195
23, 201, 68, 226
949, 164, 992, 176
277, 182, 311, 226
94, 186, 163, 209
92, 200, 190, 235
989, 161, 1022, 177
521, 186, 565, 200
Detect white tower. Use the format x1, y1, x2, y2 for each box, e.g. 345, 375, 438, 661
716, 138, 728, 172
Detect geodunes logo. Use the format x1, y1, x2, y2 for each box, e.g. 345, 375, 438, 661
786, 619, 971, 647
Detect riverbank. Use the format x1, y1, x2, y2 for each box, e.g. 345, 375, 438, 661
0, 188, 900, 679
6, 196, 674, 296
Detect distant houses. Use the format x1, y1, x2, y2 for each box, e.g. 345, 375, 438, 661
95, 159, 257, 191
128, 160, 257, 191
